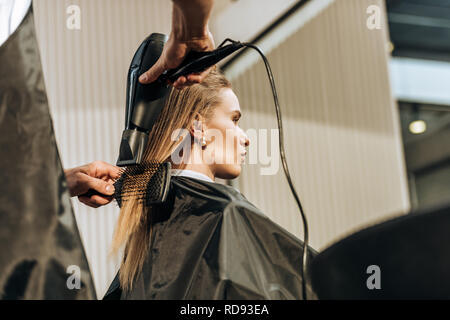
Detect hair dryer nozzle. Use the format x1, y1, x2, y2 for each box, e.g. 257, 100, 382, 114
117, 129, 148, 166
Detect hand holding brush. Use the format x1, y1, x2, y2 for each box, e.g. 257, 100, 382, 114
64, 161, 121, 208
65, 161, 171, 209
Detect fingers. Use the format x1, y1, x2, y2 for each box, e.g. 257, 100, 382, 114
138, 31, 215, 87
77, 175, 115, 208
69, 161, 119, 208
186, 74, 203, 83
142, 64, 211, 89
172, 67, 214, 90
78, 195, 113, 208
78, 196, 100, 208
139, 58, 166, 84
84, 175, 115, 196
90, 161, 121, 180
187, 67, 212, 83
172, 76, 187, 89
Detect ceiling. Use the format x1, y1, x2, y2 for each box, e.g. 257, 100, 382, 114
399, 102, 450, 144
386, 0, 450, 61
398, 102, 450, 174
387, 1, 450, 174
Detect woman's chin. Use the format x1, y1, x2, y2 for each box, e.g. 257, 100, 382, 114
214, 164, 242, 180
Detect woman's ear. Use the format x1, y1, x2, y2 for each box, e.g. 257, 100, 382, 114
189, 113, 206, 142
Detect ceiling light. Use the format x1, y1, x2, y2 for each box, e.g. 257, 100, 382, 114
409, 119, 427, 134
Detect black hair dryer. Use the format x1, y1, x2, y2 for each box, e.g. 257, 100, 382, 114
117, 33, 170, 167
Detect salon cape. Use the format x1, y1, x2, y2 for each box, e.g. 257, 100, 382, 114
0, 7, 95, 299
104, 174, 317, 300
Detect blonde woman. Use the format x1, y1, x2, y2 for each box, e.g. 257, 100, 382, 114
104, 69, 316, 300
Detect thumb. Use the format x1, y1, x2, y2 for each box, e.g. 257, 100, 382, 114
139, 58, 166, 84
85, 175, 115, 196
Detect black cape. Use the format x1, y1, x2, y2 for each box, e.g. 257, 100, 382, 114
104, 176, 317, 300
0, 9, 96, 299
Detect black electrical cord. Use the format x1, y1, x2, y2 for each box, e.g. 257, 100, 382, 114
222, 40, 310, 300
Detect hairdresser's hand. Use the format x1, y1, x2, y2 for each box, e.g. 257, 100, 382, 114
139, 0, 215, 89
139, 31, 215, 89
64, 161, 121, 208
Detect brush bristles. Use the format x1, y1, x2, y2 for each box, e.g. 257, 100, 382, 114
113, 161, 168, 207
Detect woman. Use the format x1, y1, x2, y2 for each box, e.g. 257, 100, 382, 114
104, 69, 316, 300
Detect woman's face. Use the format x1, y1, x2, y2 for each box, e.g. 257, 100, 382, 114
203, 88, 250, 180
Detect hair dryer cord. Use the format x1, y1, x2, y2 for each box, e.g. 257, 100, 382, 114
241, 42, 310, 301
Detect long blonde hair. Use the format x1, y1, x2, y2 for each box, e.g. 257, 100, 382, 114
111, 69, 231, 291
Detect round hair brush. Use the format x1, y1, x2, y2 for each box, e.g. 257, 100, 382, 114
81, 161, 171, 208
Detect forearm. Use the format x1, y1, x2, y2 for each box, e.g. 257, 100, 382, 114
172, 0, 214, 41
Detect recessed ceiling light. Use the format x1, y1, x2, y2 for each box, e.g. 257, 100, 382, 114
409, 120, 427, 134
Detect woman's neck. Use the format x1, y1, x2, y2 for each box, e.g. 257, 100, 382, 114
170, 145, 215, 181
171, 162, 215, 182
